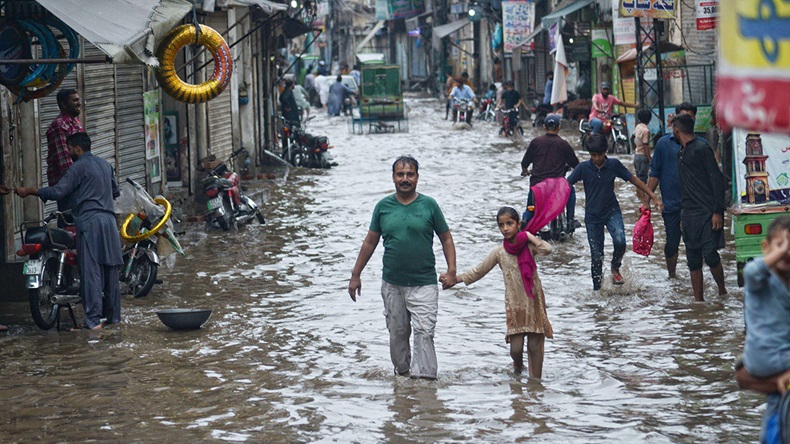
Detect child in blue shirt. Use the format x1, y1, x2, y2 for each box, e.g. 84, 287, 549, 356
742, 216, 790, 442
567, 133, 663, 290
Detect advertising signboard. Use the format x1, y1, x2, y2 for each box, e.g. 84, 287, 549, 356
502, 1, 536, 54
716, 0, 790, 135
619, 0, 676, 19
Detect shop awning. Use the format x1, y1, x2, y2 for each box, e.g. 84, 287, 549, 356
432, 18, 470, 39
35, 0, 194, 65
225, 0, 288, 15
281, 15, 311, 39
541, 0, 593, 29
356, 20, 386, 52
523, 24, 543, 45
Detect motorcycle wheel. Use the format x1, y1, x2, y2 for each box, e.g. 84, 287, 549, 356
218, 197, 234, 231
127, 254, 158, 298
255, 210, 266, 224
615, 139, 629, 155
292, 146, 306, 167
580, 132, 588, 149
29, 259, 59, 330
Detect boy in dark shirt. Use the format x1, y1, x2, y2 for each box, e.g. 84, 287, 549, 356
673, 113, 727, 301
567, 133, 663, 290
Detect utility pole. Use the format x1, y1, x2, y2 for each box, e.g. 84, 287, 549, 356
326, 0, 333, 65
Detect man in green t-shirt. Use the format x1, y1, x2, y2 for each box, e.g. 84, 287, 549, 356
348, 155, 456, 379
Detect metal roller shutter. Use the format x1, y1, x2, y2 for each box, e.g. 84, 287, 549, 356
82, 42, 117, 167
115, 65, 147, 186
206, 13, 234, 162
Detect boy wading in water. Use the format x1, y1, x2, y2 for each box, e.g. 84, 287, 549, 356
444, 207, 553, 377
567, 133, 663, 290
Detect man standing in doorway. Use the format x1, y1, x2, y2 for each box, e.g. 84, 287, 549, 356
46, 88, 83, 221
16, 132, 123, 330
348, 155, 456, 380
543, 72, 553, 105
673, 113, 727, 301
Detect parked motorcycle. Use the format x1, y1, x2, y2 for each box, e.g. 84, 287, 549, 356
579, 114, 630, 154
202, 148, 265, 231
18, 211, 80, 330
279, 116, 334, 169
529, 100, 553, 127
476, 98, 496, 122
452, 98, 474, 125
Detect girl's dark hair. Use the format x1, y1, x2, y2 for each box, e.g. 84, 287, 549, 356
637, 108, 652, 124
497, 206, 520, 223
767, 215, 790, 240
392, 155, 419, 173
585, 133, 608, 153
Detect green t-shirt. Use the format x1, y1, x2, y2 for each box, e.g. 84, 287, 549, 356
370, 194, 450, 286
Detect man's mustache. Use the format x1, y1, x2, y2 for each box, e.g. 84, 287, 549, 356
399, 181, 412, 186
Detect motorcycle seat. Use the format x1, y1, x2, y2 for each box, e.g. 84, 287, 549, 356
25, 226, 75, 249
219, 178, 234, 188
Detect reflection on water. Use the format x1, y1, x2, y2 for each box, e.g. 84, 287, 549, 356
0, 95, 763, 442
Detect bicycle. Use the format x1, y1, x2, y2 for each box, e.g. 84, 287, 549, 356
498, 108, 524, 140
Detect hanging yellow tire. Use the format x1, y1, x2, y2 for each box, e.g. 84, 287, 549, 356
155, 24, 232, 104
120, 197, 173, 243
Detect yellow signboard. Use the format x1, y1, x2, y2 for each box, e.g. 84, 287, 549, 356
619, 0, 676, 19
720, 0, 790, 68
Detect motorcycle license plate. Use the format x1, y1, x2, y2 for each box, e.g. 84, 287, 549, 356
23, 259, 42, 275
207, 196, 223, 211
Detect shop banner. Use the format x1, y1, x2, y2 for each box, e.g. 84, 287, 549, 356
716, 0, 790, 135
612, 1, 636, 45
143, 90, 162, 184
695, 0, 718, 30
375, 0, 424, 20
733, 129, 790, 207
619, 0, 676, 19
502, 1, 535, 54
591, 29, 613, 58
548, 22, 559, 54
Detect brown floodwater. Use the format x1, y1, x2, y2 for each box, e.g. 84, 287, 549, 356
0, 95, 764, 442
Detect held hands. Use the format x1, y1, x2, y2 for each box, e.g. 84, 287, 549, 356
14, 187, 34, 198
439, 272, 457, 290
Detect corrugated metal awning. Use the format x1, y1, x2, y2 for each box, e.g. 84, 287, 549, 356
432, 18, 470, 39
224, 0, 288, 15
541, 0, 593, 29
35, 0, 194, 65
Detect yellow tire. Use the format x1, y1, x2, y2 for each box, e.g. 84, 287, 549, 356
155, 24, 232, 104
120, 197, 172, 243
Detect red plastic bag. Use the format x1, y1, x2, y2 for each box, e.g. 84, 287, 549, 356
632, 206, 654, 257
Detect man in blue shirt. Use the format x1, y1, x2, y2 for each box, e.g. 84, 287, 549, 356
449, 76, 476, 123
543, 72, 553, 105
567, 133, 663, 290
16, 132, 123, 330
646, 102, 703, 279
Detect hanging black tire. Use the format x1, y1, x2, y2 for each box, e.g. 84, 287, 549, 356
127, 254, 158, 298
29, 259, 59, 330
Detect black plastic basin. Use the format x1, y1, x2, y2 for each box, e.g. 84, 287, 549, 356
156, 309, 212, 330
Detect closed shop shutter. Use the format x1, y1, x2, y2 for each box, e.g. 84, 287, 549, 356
82, 42, 117, 167
206, 13, 234, 162
115, 65, 147, 186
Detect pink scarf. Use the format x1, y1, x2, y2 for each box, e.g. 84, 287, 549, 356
504, 177, 571, 299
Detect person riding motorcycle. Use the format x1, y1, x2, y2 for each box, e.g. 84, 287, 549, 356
520, 114, 581, 232
588, 81, 637, 134
448, 76, 477, 124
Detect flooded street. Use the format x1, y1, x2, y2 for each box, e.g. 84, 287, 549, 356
1, 95, 764, 442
